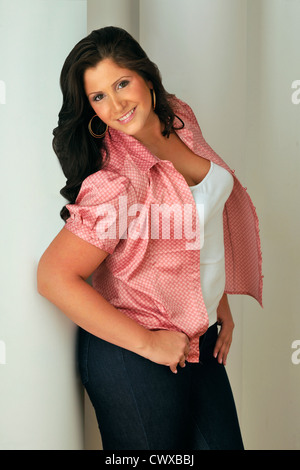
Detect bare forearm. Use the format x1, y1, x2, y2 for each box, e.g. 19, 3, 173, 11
38, 272, 151, 356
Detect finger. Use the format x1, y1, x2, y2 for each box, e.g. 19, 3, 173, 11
213, 338, 222, 360
217, 348, 227, 365
179, 358, 186, 368
214, 339, 231, 365
170, 364, 178, 374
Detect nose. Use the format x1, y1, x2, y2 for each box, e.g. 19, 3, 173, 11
109, 93, 125, 114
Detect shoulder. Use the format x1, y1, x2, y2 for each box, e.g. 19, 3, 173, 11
75, 168, 134, 206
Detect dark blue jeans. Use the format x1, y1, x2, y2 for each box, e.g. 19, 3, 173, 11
77, 323, 244, 450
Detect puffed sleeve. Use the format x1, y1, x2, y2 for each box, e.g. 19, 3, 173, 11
64, 170, 138, 254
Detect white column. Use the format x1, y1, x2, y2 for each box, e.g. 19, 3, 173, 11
0, 0, 87, 450
88, 0, 139, 39
140, 0, 247, 172
242, 0, 300, 450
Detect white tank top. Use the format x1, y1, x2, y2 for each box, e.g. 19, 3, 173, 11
189, 162, 234, 326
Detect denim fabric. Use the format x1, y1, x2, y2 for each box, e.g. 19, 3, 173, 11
77, 323, 244, 450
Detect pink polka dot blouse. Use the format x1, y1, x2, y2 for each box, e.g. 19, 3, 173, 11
65, 97, 263, 362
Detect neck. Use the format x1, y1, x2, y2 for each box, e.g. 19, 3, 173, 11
133, 114, 167, 154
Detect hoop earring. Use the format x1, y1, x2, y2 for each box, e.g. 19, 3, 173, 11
88, 114, 108, 138
152, 89, 156, 110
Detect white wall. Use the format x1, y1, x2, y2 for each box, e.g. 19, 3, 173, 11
0, 0, 87, 450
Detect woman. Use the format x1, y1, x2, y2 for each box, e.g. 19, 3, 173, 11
37, 26, 263, 450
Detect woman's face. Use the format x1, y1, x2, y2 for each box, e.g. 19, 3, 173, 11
84, 58, 157, 141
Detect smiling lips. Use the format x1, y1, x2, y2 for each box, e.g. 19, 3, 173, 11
117, 107, 136, 124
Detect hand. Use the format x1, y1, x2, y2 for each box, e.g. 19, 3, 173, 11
144, 329, 190, 374
213, 294, 235, 365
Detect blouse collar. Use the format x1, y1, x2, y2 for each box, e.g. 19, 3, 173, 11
105, 114, 195, 174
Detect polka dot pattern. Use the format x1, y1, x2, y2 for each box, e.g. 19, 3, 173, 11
65, 97, 263, 362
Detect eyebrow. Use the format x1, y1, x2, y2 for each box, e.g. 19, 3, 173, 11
87, 75, 132, 96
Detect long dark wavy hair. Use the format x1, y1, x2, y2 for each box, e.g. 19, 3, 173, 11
53, 26, 183, 221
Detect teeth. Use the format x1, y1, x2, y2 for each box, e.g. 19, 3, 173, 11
119, 108, 135, 121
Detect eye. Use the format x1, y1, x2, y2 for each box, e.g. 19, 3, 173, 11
92, 93, 105, 102
117, 80, 129, 90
